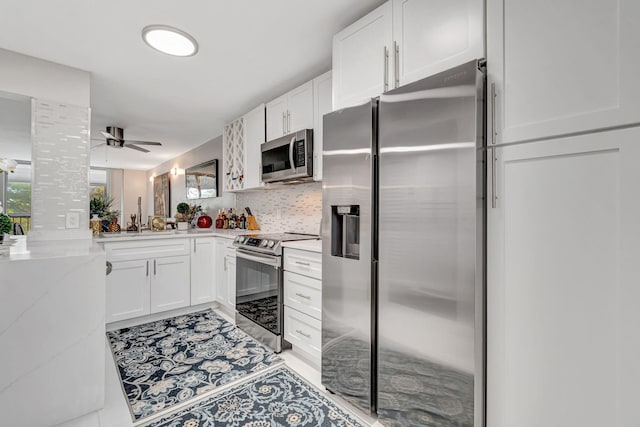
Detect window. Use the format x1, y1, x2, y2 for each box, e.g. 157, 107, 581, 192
6, 162, 31, 233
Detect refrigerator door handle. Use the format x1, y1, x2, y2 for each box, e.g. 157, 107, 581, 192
383, 46, 389, 92
491, 82, 498, 145
490, 146, 498, 209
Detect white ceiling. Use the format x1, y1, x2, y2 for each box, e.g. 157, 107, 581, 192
0, 0, 385, 170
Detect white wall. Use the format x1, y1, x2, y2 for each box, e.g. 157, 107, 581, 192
123, 170, 148, 227
0, 48, 90, 107
146, 135, 235, 221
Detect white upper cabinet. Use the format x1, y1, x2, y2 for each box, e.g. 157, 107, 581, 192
243, 104, 265, 189
393, 0, 483, 87
487, 0, 640, 144
266, 81, 313, 141
266, 95, 287, 142
333, 2, 393, 110
333, 0, 483, 109
312, 70, 332, 181
287, 81, 314, 134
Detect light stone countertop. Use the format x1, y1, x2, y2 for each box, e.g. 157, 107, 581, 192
281, 239, 322, 253
93, 228, 247, 243
0, 236, 105, 262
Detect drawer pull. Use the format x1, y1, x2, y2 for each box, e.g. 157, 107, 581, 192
295, 292, 311, 300
296, 329, 311, 338
295, 261, 311, 266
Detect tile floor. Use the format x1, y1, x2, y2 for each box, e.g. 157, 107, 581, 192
55, 310, 379, 427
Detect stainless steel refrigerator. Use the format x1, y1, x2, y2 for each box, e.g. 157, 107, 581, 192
321, 59, 485, 427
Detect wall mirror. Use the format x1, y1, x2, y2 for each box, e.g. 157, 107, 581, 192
185, 159, 218, 199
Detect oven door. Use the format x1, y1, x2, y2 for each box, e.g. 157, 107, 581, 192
235, 248, 283, 335
261, 129, 313, 183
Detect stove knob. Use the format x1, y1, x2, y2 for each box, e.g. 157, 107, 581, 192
236, 236, 244, 244
260, 240, 268, 247
267, 240, 275, 248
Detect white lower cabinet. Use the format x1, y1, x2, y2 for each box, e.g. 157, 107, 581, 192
190, 237, 217, 305
151, 256, 190, 314
284, 306, 322, 362
283, 247, 322, 366
226, 249, 236, 309
215, 238, 237, 313
106, 259, 150, 323
284, 271, 322, 320
104, 238, 198, 323
106, 255, 190, 323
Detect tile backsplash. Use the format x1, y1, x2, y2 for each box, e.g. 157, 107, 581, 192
29, 99, 91, 241
236, 182, 322, 235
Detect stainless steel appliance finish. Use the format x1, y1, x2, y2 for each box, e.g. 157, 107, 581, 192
234, 232, 319, 353
321, 60, 485, 426
321, 100, 376, 415
235, 248, 284, 352
261, 129, 313, 183
233, 232, 318, 256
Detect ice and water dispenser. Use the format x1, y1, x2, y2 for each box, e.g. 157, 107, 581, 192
331, 205, 360, 260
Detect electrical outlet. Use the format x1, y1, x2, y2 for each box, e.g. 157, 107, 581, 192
66, 212, 80, 229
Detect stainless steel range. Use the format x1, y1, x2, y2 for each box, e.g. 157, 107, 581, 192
233, 232, 318, 352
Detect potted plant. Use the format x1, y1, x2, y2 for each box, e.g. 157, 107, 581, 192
89, 191, 119, 232
175, 202, 202, 229
0, 212, 11, 242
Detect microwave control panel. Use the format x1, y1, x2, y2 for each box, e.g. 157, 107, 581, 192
295, 139, 306, 167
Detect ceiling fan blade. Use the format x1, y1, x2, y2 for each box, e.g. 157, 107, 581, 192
125, 144, 150, 153
101, 131, 117, 140
91, 142, 106, 149
123, 140, 162, 146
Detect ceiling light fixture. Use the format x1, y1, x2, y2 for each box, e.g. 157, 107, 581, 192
142, 25, 198, 57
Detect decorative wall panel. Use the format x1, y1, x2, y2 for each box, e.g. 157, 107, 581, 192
30, 99, 91, 240
236, 182, 322, 235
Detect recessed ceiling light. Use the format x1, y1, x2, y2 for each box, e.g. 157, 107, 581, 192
142, 25, 198, 57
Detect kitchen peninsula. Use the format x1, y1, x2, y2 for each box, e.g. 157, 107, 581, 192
0, 238, 106, 427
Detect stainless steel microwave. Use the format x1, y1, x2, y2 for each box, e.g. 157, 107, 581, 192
261, 129, 313, 183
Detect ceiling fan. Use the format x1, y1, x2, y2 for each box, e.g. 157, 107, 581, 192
91, 126, 162, 153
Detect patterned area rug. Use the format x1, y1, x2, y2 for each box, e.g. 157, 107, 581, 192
107, 309, 282, 421
142, 366, 366, 427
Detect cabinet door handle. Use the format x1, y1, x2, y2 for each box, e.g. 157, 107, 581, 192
194, 240, 197, 253
282, 111, 286, 135
154, 259, 157, 275
224, 256, 227, 271
393, 41, 399, 88
295, 292, 311, 300
296, 329, 311, 338
295, 261, 311, 266
287, 110, 291, 133
383, 46, 389, 92
490, 147, 498, 209
146, 260, 149, 277
491, 82, 498, 145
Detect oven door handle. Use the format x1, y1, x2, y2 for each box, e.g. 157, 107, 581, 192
236, 248, 281, 268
